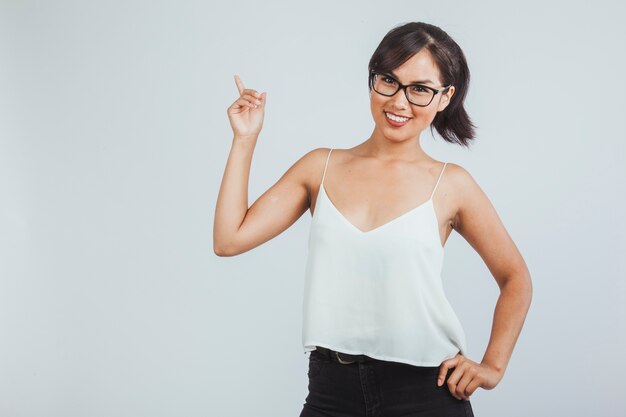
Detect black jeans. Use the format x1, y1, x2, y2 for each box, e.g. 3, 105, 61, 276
300, 348, 475, 417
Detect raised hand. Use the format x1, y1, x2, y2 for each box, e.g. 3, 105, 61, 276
226, 74, 267, 140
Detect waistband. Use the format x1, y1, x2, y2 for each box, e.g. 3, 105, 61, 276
313, 346, 376, 364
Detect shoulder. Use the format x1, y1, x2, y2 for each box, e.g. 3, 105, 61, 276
292, 147, 333, 175
442, 162, 477, 189
444, 162, 483, 231
286, 147, 334, 196
442, 161, 485, 198
284, 147, 331, 173
446, 162, 490, 230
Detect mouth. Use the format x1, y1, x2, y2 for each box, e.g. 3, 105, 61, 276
384, 111, 411, 127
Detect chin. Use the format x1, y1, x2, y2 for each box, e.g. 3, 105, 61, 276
380, 128, 414, 142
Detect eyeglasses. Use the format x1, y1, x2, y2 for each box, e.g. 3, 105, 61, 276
369, 70, 452, 107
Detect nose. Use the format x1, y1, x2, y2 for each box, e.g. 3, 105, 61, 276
389, 87, 410, 109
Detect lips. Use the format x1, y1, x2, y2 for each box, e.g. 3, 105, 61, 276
385, 111, 412, 119
384, 111, 411, 127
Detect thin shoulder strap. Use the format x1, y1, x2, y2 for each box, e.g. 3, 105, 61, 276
430, 162, 448, 200
321, 148, 334, 186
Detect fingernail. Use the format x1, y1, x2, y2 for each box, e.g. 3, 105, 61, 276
437, 378, 442, 386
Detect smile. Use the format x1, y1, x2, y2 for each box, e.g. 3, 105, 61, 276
384, 111, 411, 126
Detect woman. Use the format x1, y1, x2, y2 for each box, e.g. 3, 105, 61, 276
214, 21, 532, 417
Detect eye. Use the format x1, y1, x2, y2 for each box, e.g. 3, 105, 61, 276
411, 85, 428, 93
382, 76, 397, 85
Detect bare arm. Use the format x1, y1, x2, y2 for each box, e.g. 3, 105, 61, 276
213, 140, 322, 256
450, 164, 533, 375
213, 74, 319, 256
212, 137, 261, 256
437, 163, 533, 399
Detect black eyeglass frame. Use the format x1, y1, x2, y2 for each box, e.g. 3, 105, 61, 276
369, 70, 452, 107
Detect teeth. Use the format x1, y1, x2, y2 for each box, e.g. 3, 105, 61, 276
385, 112, 409, 122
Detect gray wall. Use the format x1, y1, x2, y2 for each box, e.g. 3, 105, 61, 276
1, 0, 624, 416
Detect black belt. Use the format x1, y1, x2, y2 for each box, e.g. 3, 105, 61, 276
314, 346, 376, 364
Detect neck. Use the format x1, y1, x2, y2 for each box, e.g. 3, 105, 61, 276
355, 127, 431, 163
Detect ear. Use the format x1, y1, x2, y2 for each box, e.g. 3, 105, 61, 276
437, 86, 455, 112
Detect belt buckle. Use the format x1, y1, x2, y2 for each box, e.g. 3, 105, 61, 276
335, 351, 355, 364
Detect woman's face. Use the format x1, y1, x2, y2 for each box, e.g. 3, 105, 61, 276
369, 49, 455, 143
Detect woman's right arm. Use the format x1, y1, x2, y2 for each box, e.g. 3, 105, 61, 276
213, 75, 323, 256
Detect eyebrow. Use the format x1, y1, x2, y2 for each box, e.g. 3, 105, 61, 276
389, 70, 435, 86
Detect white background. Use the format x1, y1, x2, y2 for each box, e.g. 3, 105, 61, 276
1, 0, 625, 416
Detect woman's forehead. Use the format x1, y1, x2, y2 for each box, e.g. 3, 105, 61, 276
390, 52, 442, 86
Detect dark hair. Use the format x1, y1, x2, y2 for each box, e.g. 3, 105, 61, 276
368, 22, 476, 147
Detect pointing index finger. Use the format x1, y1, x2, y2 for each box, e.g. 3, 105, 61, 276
234, 74, 245, 95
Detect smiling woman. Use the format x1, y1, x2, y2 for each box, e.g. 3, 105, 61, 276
367, 22, 476, 147
215, 20, 532, 417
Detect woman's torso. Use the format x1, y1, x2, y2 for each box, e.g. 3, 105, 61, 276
302, 147, 468, 366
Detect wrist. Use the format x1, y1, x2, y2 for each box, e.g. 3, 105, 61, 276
233, 133, 259, 142
481, 360, 505, 375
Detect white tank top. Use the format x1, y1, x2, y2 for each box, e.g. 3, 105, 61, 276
302, 148, 467, 366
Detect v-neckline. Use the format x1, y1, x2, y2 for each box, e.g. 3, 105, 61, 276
318, 182, 434, 235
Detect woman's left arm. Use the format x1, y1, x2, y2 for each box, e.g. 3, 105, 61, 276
437, 163, 533, 401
